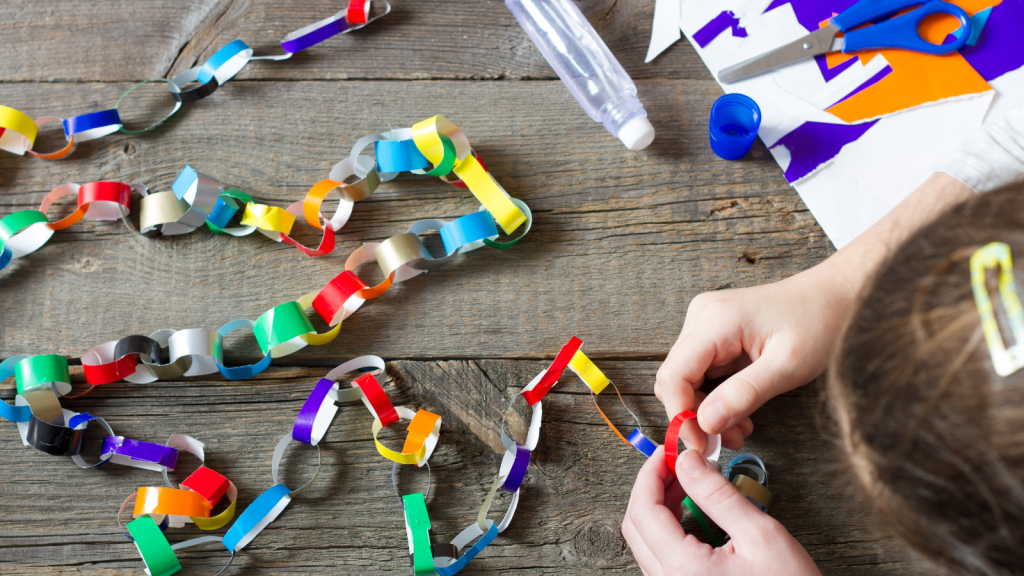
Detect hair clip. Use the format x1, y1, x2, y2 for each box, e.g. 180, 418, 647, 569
970, 242, 1024, 376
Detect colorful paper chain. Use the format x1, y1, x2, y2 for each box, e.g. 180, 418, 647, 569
0, 0, 389, 159
0, 115, 532, 274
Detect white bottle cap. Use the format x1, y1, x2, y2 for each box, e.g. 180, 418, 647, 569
617, 116, 656, 151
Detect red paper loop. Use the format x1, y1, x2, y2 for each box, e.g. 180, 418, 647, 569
521, 336, 583, 405
312, 270, 369, 325
354, 373, 398, 426
182, 466, 231, 506
83, 353, 139, 385
347, 0, 369, 24
664, 410, 698, 479
79, 181, 132, 209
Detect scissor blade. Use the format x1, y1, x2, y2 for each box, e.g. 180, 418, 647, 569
718, 24, 840, 84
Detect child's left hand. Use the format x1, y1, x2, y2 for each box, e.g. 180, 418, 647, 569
621, 447, 821, 576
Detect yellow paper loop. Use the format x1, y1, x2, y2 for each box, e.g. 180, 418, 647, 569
452, 155, 526, 234
569, 350, 610, 394
0, 105, 39, 148
240, 203, 296, 235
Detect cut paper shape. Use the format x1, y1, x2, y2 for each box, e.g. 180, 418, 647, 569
950, 6, 992, 45
770, 119, 878, 182
692, 11, 749, 48
645, 0, 682, 62
960, 0, 1024, 82
828, 65, 893, 108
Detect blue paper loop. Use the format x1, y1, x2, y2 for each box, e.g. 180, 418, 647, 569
0, 356, 31, 423
627, 428, 658, 458
435, 521, 499, 576
222, 483, 291, 552
199, 39, 252, 85
440, 211, 498, 255
0, 246, 11, 272
375, 139, 430, 173
171, 165, 198, 200
216, 319, 272, 380
62, 109, 122, 140
207, 196, 240, 229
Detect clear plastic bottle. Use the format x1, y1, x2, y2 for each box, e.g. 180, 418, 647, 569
506, 0, 655, 150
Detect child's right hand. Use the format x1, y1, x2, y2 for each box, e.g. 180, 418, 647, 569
622, 447, 821, 576
655, 263, 855, 448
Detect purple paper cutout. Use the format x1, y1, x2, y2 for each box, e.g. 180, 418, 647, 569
101, 436, 179, 469
500, 444, 531, 492
830, 64, 893, 107
960, 0, 1024, 81
815, 53, 858, 81
771, 120, 878, 182
763, 0, 858, 33
293, 378, 336, 445
693, 11, 748, 48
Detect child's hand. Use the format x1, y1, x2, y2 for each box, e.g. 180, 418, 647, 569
655, 265, 853, 448
622, 447, 821, 576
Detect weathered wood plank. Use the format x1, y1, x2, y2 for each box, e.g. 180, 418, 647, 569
0, 0, 709, 84
0, 79, 830, 360
0, 360, 926, 574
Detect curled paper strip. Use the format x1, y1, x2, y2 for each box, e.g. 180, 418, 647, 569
127, 515, 233, 576
664, 410, 722, 479
2, 2, 391, 159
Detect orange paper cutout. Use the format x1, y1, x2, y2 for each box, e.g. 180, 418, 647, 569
817, 0, 998, 122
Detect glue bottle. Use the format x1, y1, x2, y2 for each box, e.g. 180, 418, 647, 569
506, 0, 656, 151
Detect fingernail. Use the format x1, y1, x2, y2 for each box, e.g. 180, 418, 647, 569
704, 402, 731, 432
682, 439, 696, 451
722, 438, 740, 451
679, 449, 708, 477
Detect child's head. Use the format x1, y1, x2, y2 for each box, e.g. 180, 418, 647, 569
830, 184, 1024, 575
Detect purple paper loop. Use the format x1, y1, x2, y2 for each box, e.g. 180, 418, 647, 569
500, 444, 530, 492
293, 378, 335, 445
101, 436, 179, 469
280, 14, 351, 54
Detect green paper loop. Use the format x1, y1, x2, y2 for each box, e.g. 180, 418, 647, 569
403, 492, 434, 575
15, 355, 70, 394
483, 198, 532, 250
0, 210, 49, 243
126, 516, 182, 576
683, 496, 725, 548
253, 301, 314, 355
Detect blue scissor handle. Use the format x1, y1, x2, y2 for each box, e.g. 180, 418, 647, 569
838, 1, 971, 54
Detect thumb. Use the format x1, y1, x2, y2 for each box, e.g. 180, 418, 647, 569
697, 343, 802, 434
675, 449, 764, 539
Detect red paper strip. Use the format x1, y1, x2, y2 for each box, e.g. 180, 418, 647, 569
181, 466, 231, 506
354, 373, 399, 426
313, 270, 369, 325
664, 410, 698, 478
521, 336, 583, 405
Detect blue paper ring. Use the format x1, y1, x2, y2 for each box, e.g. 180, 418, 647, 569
62, 109, 122, 141
627, 428, 658, 458
199, 39, 253, 85
374, 139, 429, 173
440, 211, 499, 255
222, 483, 291, 552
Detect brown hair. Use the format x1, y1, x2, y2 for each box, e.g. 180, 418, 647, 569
830, 184, 1024, 576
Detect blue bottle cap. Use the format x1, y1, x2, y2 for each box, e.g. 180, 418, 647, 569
708, 93, 761, 161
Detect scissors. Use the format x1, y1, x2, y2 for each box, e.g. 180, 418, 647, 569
718, 0, 972, 83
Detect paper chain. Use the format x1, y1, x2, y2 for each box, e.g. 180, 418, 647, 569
0, 335, 666, 573
0, 0, 389, 160
0, 115, 532, 275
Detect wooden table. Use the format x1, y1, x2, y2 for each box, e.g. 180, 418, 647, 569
0, 1, 924, 574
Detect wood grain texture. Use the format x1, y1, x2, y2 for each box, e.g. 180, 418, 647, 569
0, 79, 829, 360
0, 1, 925, 574
0, 361, 927, 575
0, 0, 709, 84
